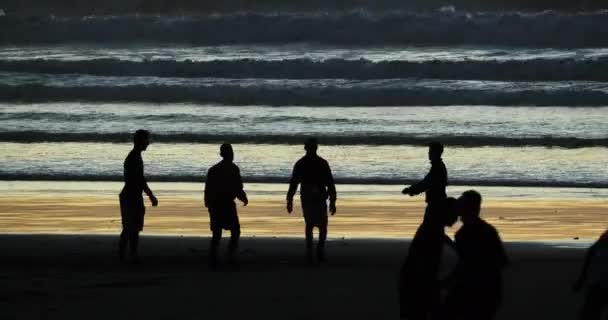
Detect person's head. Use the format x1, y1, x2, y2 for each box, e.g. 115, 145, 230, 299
458, 190, 482, 224
133, 129, 150, 151
428, 142, 444, 161
220, 143, 234, 162
304, 138, 318, 155
443, 197, 459, 227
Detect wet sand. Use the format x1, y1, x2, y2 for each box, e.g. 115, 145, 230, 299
0, 234, 591, 320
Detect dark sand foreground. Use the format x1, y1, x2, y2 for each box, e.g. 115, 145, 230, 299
0, 234, 590, 320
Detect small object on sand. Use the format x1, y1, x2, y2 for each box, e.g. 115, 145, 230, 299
573, 237, 579, 240
499, 216, 505, 220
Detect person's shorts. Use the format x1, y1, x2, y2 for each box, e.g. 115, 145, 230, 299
119, 193, 145, 232
302, 200, 328, 227
209, 201, 240, 231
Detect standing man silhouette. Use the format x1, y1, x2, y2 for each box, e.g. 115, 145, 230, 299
119, 129, 158, 263
287, 138, 337, 263
205, 144, 248, 267
402, 142, 448, 223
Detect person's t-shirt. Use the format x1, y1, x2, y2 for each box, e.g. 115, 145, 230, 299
121, 149, 144, 197
287, 154, 336, 203
205, 161, 244, 206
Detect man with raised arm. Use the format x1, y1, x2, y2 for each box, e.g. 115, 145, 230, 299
287, 138, 337, 263
402, 141, 448, 223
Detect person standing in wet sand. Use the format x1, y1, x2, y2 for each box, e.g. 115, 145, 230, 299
119, 129, 158, 264
398, 197, 458, 320
204, 144, 248, 268
398, 142, 450, 319
287, 138, 337, 263
402, 142, 448, 224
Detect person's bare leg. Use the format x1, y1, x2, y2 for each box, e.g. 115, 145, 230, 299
119, 229, 128, 261
128, 231, 139, 263
227, 227, 240, 264
317, 224, 327, 262
210, 228, 222, 268
305, 224, 314, 263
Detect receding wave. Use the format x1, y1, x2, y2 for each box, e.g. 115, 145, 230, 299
2, 83, 608, 106
0, 172, 606, 188
1, 131, 606, 148
3, 57, 608, 81
2, 11, 608, 47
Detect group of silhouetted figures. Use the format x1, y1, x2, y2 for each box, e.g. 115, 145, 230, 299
119, 129, 607, 320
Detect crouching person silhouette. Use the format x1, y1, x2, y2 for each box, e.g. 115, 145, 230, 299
204, 144, 248, 268
442, 190, 508, 320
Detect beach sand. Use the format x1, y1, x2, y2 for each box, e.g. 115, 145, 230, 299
0, 192, 605, 240
0, 183, 605, 319
0, 234, 592, 320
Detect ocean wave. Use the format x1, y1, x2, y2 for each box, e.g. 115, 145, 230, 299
0, 131, 606, 148
3, 57, 608, 81
0, 172, 606, 188
2, 11, 608, 47
2, 83, 608, 106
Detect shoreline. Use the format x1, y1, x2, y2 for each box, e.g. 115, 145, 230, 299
1, 177, 607, 189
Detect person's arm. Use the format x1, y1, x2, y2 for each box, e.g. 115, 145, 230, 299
204, 169, 212, 208
326, 161, 337, 215
286, 163, 300, 213
573, 242, 598, 292
142, 178, 158, 206
235, 167, 248, 206
402, 169, 432, 196
442, 233, 456, 251
139, 157, 157, 206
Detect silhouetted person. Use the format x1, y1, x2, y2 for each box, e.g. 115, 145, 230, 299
402, 142, 448, 224
204, 144, 248, 267
573, 229, 608, 320
442, 190, 508, 320
399, 197, 458, 320
119, 129, 158, 263
286, 138, 337, 263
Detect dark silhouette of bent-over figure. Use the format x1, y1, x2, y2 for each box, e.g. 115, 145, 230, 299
402, 142, 448, 224
205, 144, 248, 267
399, 197, 458, 320
443, 190, 508, 320
119, 129, 158, 263
573, 228, 608, 320
287, 138, 336, 263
